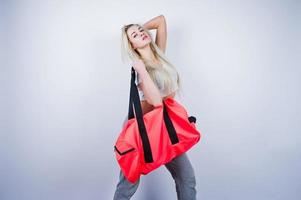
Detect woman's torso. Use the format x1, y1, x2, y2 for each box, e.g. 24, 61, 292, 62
136, 62, 179, 100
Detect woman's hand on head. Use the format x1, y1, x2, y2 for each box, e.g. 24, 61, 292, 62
132, 59, 147, 75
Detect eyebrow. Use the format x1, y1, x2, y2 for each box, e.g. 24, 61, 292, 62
131, 27, 143, 36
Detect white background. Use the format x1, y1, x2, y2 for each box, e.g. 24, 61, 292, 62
1, 0, 300, 199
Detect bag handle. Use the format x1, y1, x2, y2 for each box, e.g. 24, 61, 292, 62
127, 67, 179, 163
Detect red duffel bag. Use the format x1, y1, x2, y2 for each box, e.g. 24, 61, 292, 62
114, 67, 202, 184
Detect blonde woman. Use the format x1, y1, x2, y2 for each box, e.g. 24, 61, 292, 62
113, 15, 197, 200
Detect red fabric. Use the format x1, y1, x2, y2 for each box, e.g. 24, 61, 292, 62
114, 97, 202, 184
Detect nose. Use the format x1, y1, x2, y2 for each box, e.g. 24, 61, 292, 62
141, 33, 147, 40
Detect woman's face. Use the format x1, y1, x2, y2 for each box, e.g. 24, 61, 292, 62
127, 25, 151, 49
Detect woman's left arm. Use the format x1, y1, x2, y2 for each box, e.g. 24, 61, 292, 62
143, 15, 167, 53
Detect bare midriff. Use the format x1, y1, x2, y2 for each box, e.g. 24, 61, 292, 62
163, 91, 175, 100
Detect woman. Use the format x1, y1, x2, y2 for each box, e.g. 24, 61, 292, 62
113, 15, 197, 200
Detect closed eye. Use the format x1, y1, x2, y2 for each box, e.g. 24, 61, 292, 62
133, 29, 143, 38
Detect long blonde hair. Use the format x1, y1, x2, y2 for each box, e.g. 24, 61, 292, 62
121, 23, 183, 98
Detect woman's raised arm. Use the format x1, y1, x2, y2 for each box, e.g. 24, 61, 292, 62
143, 15, 167, 53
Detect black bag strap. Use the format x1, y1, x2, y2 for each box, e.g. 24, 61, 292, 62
127, 67, 179, 163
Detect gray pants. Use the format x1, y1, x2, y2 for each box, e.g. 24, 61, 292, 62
113, 152, 197, 200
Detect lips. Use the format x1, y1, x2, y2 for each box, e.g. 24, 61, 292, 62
142, 35, 148, 40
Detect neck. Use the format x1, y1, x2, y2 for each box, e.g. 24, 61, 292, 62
136, 44, 156, 62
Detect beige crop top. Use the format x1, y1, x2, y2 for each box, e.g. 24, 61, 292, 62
135, 65, 179, 100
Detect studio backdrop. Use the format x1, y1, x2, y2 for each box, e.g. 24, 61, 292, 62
1, 0, 300, 200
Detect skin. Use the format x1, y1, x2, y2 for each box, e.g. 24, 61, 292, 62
126, 15, 176, 115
